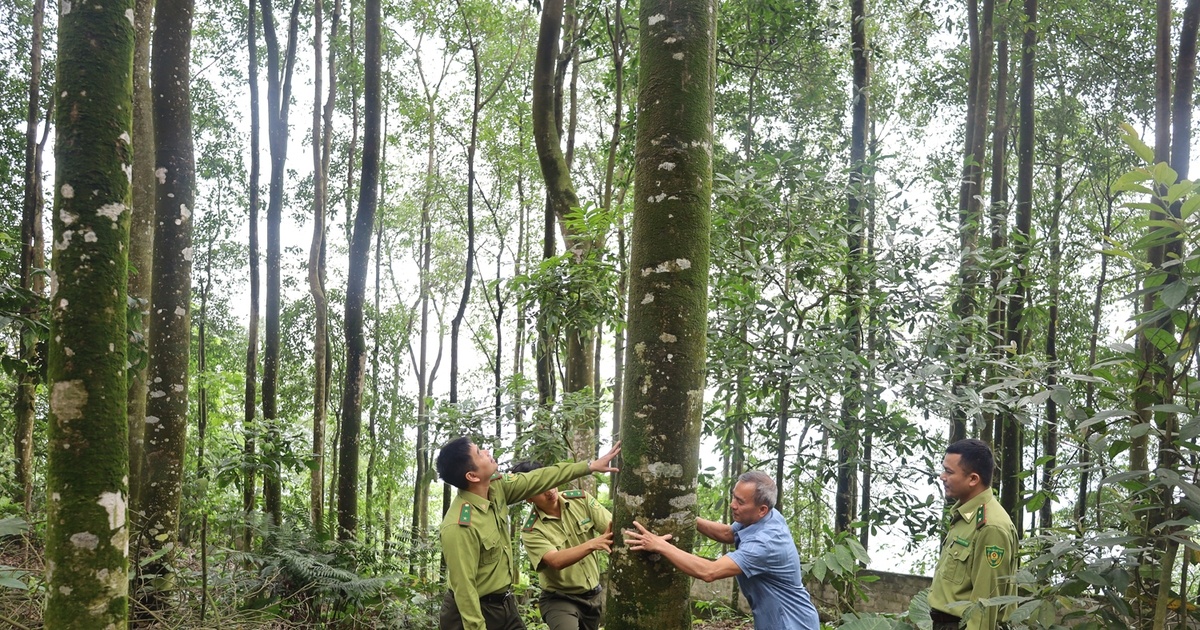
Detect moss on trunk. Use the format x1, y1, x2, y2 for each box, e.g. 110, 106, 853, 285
608, 0, 715, 627
45, 0, 136, 625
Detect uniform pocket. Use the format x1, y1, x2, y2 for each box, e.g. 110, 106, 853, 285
480, 533, 502, 565
944, 545, 969, 585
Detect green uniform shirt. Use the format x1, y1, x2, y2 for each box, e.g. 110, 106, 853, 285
521, 490, 612, 595
927, 490, 1019, 630
440, 461, 592, 630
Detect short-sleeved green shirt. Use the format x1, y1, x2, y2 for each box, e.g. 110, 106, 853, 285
440, 461, 592, 630
521, 490, 612, 595
927, 490, 1019, 630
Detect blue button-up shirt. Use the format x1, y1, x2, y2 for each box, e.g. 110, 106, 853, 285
729, 509, 821, 630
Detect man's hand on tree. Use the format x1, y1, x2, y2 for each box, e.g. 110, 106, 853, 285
589, 441, 621, 473
624, 521, 673, 554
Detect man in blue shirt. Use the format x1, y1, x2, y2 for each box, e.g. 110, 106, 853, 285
624, 471, 820, 629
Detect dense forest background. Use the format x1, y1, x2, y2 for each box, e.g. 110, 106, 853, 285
0, 0, 1199, 627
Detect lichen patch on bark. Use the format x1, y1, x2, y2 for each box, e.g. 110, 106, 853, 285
51, 380, 87, 423
70, 532, 99, 549
97, 492, 126, 530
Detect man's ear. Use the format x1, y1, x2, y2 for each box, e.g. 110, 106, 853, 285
968, 471, 981, 487
464, 469, 481, 484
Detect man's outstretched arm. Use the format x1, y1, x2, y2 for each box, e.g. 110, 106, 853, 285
624, 521, 742, 583
696, 517, 734, 545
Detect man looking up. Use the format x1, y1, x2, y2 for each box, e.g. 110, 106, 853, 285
623, 470, 820, 630
927, 438, 1018, 630
510, 460, 613, 630
435, 438, 620, 630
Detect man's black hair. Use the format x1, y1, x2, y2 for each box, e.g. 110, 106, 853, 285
510, 460, 543, 474
946, 438, 994, 488
437, 436, 477, 490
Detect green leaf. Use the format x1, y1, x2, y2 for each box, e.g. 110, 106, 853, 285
1120, 124, 1155, 163
1180, 193, 1200, 218
0, 577, 26, 590
0, 517, 28, 538
908, 588, 933, 630
1161, 280, 1189, 309
1078, 570, 1108, 586
1007, 599, 1044, 625
1154, 162, 1180, 187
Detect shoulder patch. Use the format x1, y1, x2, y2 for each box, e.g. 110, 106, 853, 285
458, 503, 473, 527
563, 490, 584, 499
522, 510, 538, 532
985, 545, 1005, 568
975, 505, 987, 530
490, 472, 503, 480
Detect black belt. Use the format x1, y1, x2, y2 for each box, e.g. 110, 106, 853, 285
479, 590, 512, 604
545, 584, 601, 598
930, 609, 959, 623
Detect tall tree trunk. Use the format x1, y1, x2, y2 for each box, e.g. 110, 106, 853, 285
197, 235, 213, 619
608, 0, 715, 626
450, 0, 481, 406
605, 0, 627, 495
1000, 0, 1035, 529
44, 0, 134, 624
242, 0, 262, 552
984, 17, 1009, 450
15, 0, 46, 515
861, 120, 878, 550
950, 0, 994, 443
1134, 0, 1174, 479
259, 0, 302, 530
837, 0, 869, 534
127, 0, 155, 519
533, 0, 598, 474
309, 0, 339, 540
338, 0, 381, 540
1078, 196, 1113, 529
139, 0, 195, 601
1041, 155, 1062, 533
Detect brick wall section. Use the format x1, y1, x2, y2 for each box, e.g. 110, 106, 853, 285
690, 570, 933, 616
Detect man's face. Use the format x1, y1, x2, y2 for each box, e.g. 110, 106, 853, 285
730, 481, 769, 526
467, 443, 498, 484
528, 487, 559, 513
940, 453, 978, 501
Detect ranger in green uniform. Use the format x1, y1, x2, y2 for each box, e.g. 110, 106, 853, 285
436, 437, 621, 630
511, 461, 614, 630
927, 439, 1019, 630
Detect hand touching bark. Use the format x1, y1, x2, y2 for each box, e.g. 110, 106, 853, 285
624, 521, 673, 554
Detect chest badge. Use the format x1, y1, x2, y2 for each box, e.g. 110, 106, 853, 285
986, 545, 1005, 568
954, 536, 970, 547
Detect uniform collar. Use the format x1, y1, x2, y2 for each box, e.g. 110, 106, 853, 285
458, 488, 491, 512
953, 489, 993, 523
535, 496, 566, 521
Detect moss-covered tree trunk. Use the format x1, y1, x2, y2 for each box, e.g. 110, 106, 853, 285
15, 0, 46, 515
337, 0, 380, 540
608, 0, 715, 626
126, 0, 155, 516
44, 0, 135, 623
138, 0, 194, 603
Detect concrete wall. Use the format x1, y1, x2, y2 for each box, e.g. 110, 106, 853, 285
691, 570, 932, 617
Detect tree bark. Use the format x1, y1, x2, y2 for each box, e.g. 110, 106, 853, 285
950, 0, 994, 443
15, 0, 46, 515
242, 0, 262, 552
1000, 0, 1035, 529
450, 0, 480, 406
138, 0, 195, 601
126, 0, 155, 519
608, 0, 715, 626
983, 18, 1009, 450
309, 0, 340, 539
338, 0, 381, 540
44, 0, 135, 623
837, 0, 869, 534
259, 0, 301, 530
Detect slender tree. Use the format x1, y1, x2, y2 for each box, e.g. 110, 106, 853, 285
608, 0, 716, 626
43, 0, 135, 622
138, 0, 195, 601
337, 0, 381, 539
259, 0, 302, 528
1000, 0, 1035, 528
126, 0, 155, 516
837, 0, 869, 534
14, 0, 46, 514
242, 0, 262, 551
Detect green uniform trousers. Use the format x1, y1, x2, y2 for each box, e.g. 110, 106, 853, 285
439, 589, 524, 630
538, 586, 603, 630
